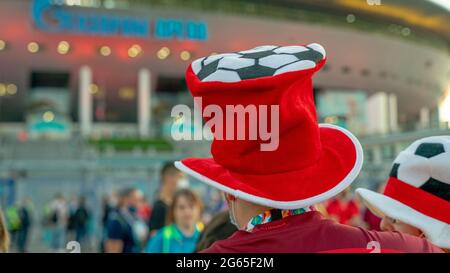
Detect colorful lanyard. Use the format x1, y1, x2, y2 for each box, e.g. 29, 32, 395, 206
245, 207, 312, 232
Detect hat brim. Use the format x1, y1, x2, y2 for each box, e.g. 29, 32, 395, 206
175, 124, 363, 210
356, 188, 450, 248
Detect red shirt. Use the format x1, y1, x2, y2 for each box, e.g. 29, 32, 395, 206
325, 198, 359, 225
202, 211, 442, 253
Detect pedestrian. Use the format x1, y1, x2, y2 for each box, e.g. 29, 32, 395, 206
99, 193, 118, 252
67, 194, 79, 242
5, 204, 21, 251
145, 189, 203, 253
104, 188, 148, 253
49, 193, 69, 251
73, 197, 90, 245
17, 198, 33, 253
148, 162, 187, 235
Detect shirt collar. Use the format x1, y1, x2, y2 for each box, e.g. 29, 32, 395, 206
245, 207, 313, 232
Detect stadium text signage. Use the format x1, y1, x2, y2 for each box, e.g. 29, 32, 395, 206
31, 0, 208, 41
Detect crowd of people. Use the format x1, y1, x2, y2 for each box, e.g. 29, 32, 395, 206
98, 162, 371, 253
0, 161, 378, 253
0, 194, 91, 252
0, 162, 229, 253
0, 152, 448, 253
2, 198, 33, 252
43, 194, 91, 251
101, 163, 215, 253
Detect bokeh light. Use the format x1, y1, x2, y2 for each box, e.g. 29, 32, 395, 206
157, 47, 170, 59
0, 83, 6, 96
27, 42, 40, 53
42, 111, 55, 123
6, 83, 17, 95
128, 44, 142, 58
0, 40, 6, 51
180, 50, 191, 61
57, 41, 71, 55
99, 46, 112, 56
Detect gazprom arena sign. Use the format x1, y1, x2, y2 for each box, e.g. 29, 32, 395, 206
31, 0, 208, 41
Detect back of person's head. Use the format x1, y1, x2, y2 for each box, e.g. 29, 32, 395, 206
55, 193, 64, 201
0, 209, 10, 253
160, 161, 183, 187
117, 187, 138, 207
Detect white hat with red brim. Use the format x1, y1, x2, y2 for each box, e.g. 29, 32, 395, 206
357, 136, 450, 248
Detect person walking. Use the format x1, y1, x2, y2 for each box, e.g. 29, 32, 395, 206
49, 193, 69, 252
73, 197, 90, 245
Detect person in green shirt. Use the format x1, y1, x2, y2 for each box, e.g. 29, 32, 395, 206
145, 189, 203, 253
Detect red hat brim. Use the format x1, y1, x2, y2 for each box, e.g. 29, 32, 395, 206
175, 124, 363, 209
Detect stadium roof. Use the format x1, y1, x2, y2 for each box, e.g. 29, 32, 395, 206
279, 0, 450, 41
127, 0, 450, 49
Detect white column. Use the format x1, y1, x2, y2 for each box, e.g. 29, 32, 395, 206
372, 146, 383, 165
388, 94, 398, 133
367, 92, 389, 135
79, 66, 93, 137
138, 69, 151, 138
419, 107, 430, 129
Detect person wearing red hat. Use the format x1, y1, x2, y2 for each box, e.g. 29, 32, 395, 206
357, 136, 450, 252
175, 44, 442, 253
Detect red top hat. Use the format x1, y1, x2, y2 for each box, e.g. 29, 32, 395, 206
175, 44, 363, 209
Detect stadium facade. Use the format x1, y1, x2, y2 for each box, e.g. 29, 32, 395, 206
0, 0, 449, 140
0, 0, 449, 220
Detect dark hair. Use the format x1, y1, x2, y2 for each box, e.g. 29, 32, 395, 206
167, 189, 203, 225
160, 161, 180, 181
195, 211, 237, 252
117, 187, 138, 206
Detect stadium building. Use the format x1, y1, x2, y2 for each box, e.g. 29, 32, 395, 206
0, 0, 449, 137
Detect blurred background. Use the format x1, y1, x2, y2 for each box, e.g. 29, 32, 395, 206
0, 0, 449, 252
